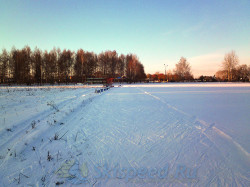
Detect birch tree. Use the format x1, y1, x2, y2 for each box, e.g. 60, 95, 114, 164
222, 51, 239, 81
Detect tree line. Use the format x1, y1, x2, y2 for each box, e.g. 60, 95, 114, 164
147, 57, 194, 82
0, 46, 146, 84
215, 51, 250, 82
147, 51, 250, 82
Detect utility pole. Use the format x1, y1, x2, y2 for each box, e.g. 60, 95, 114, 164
164, 64, 168, 82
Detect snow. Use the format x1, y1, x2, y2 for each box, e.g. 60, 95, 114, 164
0, 83, 249, 186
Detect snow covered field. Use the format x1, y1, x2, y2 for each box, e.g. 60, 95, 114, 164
0, 83, 249, 186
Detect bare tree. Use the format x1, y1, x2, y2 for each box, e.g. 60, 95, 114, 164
125, 54, 137, 81
58, 49, 74, 83
215, 70, 227, 81
43, 50, 57, 83
0, 49, 9, 83
174, 57, 193, 81
74, 49, 85, 82
235, 64, 249, 82
31, 47, 42, 84
110, 51, 118, 77
12, 46, 32, 84
125, 54, 146, 82
117, 54, 125, 76
84, 51, 97, 78
98, 50, 117, 77
222, 50, 239, 81
98, 51, 109, 77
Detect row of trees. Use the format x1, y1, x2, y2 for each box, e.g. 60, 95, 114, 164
1, 47, 248, 84
0, 46, 146, 84
215, 51, 250, 82
147, 57, 194, 82
147, 51, 250, 82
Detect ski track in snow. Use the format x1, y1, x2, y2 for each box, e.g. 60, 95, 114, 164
137, 87, 250, 158
0, 84, 249, 187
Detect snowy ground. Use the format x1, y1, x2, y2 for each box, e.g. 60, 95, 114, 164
0, 83, 249, 186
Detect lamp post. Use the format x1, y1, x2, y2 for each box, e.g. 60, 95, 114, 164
164, 64, 168, 82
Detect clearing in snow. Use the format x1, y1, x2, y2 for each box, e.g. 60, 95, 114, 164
0, 83, 249, 186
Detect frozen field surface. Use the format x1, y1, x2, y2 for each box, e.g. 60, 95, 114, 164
0, 83, 249, 186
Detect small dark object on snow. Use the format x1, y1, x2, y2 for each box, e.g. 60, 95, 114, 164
47, 151, 52, 161
95, 89, 100, 93
56, 181, 64, 185
31, 121, 36, 129
6, 128, 12, 132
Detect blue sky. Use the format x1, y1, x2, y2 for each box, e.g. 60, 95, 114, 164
1, 0, 249, 77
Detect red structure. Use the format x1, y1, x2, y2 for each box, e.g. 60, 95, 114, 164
106, 78, 114, 86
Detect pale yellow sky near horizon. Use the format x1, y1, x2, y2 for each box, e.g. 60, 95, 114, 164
145, 52, 250, 78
